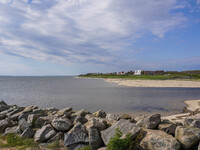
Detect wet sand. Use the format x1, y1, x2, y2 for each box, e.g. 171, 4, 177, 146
106, 79, 200, 88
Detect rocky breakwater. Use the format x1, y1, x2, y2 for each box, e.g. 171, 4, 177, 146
1, 100, 200, 150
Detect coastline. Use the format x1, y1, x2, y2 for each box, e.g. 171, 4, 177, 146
105, 78, 200, 88
1, 99, 200, 149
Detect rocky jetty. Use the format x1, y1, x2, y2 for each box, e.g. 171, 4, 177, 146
1, 100, 200, 150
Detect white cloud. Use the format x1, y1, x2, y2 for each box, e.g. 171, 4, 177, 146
197, 0, 200, 5
0, 0, 187, 66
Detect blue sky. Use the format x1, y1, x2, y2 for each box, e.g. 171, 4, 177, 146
0, 0, 200, 75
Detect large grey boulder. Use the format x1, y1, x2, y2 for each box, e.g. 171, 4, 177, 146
47, 132, 63, 143
158, 123, 177, 136
136, 114, 161, 129
35, 116, 54, 128
140, 129, 180, 150
34, 124, 56, 142
27, 114, 38, 126
93, 110, 106, 118
21, 128, 35, 138
0, 119, 11, 133
18, 118, 31, 131
101, 119, 141, 145
175, 126, 200, 149
4, 126, 21, 135
73, 114, 88, 124
51, 117, 73, 131
85, 117, 107, 131
89, 128, 103, 149
64, 122, 89, 149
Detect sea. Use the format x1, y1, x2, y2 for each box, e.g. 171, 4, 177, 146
0, 76, 200, 115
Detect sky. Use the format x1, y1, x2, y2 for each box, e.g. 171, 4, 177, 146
0, 0, 200, 76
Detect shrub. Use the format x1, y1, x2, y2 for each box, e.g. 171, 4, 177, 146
107, 128, 132, 150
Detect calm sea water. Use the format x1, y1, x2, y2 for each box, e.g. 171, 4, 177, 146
0, 76, 200, 115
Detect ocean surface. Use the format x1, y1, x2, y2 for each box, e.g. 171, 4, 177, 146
0, 76, 200, 115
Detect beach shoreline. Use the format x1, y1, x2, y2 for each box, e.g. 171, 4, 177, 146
105, 78, 200, 88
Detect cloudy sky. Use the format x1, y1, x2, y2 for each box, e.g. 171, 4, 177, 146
0, 0, 200, 75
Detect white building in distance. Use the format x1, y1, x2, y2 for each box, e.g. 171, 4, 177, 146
134, 70, 142, 75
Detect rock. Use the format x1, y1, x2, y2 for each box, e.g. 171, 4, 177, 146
27, 114, 38, 126
0, 101, 9, 112
89, 128, 103, 149
45, 107, 58, 116
118, 114, 132, 120
35, 116, 54, 128
64, 122, 89, 148
85, 114, 95, 120
175, 126, 200, 149
23, 106, 38, 113
184, 117, 200, 128
51, 117, 73, 132
134, 115, 147, 122
4, 126, 21, 135
0, 119, 11, 133
106, 114, 119, 126
140, 129, 180, 150
0, 101, 7, 106
32, 109, 47, 116
101, 119, 140, 145
120, 127, 141, 140
45, 107, 58, 112
21, 128, 35, 138
47, 132, 63, 143
85, 118, 107, 131
0, 106, 17, 116
73, 115, 88, 124
34, 124, 56, 142
18, 113, 31, 121
93, 110, 106, 118
56, 107, 72, 117
6, 107, 25, 117
158, 123, 177, 136
0, 114, 6, 120
73, 109, 90, 117
106, 113, 119, 121
136, 114, 161, 129
18, 118, 31, 131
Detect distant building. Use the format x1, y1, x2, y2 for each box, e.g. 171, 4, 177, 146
134, 70, 142, 75
117, 71, 125, 75
154, 70, 164, 75
144, 71, 154, 75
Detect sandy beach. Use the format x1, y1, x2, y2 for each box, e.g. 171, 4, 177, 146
106, 78, 200, 88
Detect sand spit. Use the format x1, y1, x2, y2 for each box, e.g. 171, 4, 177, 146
106, 78, 200, 88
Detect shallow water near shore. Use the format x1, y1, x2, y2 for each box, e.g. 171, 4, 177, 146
0, 76, 200, 115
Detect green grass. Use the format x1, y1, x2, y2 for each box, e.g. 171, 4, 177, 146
77, 145, 92, 150
79, 72, 200, 80
46, 140, 60, 149
0, 133, 38, 150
